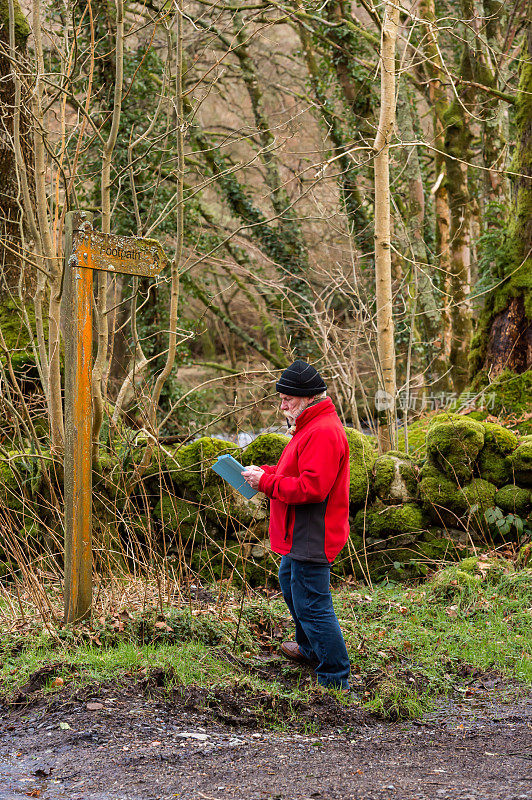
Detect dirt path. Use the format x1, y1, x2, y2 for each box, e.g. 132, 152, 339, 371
0, 680, 530, 800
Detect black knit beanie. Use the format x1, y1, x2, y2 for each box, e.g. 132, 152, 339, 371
275, 360, 327, 397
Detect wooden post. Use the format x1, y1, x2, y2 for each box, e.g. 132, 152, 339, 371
63, 211, 94, 623
62, 215, 166, 623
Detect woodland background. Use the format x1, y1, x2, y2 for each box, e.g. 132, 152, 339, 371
0, 0, 531, 606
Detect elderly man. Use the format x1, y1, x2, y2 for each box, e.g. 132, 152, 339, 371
243, 360, 351, 691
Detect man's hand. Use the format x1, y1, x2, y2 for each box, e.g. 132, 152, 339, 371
241, 465, 264, 490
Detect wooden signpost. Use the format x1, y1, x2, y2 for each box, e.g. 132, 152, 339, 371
63, 211, 167, 623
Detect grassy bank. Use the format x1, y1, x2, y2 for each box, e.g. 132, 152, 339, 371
1, 556, 530, 722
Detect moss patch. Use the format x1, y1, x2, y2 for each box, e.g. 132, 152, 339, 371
154, 495, 198, 531
429, 555, 513, 599
241, 433, 289, 467
418, 462, 468, 524
174, 437, 239, 494
202, 485, 268, 531
354, 502, 427, 539
397, 418, 429, 457
460, 478, 498, 513
344, 427, 376, 505
470, 371, 532, 434
477, 422, 518, 485
426, 413, 485, 482
494, 484, 531, 516
0, 0, 30, 49
508, 441, 532, 485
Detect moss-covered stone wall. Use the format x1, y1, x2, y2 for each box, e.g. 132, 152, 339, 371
1, 416, 531, 585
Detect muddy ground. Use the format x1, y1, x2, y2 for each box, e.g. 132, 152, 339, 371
0, 665, 530, 800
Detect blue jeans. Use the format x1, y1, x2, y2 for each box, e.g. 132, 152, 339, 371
278, 555, 350, 689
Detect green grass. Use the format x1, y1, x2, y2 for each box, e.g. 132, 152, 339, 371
0, 558, 530, 721
335, 580, 532, 684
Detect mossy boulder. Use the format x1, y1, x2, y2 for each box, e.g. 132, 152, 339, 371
482, 421, 519, 453
477, 422, 518, 486
460, 478, 498, 515
418, 462, 468, 524
426, 413, 485, 482
154, 495, 199, 531
0, 299, 41, 381
494, 484, 531, 516
374, 451, 417, 503
241, 433, 289, 467
344, 427, 376, 505
508, 441, 532, 485
172, 437, 239, 494
353, 502, 427, 540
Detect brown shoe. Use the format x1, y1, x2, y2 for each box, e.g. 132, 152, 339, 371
280, 641, 317, 666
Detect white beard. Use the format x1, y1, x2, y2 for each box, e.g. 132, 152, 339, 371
284, 397, 311, 427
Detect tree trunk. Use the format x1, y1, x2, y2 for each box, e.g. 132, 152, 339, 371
419, 0, 453, 389
481, 12, 532, 375
0, 0, 30, 286
443, 49, 475, 393
374, 0, 399, 453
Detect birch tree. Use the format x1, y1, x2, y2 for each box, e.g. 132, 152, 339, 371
374, 0, 399, 452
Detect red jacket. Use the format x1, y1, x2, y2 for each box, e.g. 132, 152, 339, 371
258, 398, 350, 563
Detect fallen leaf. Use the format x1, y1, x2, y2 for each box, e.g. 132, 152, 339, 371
154, 621, 173, 632
86, 702, 103, 711
446, 605, 459, 618
52, 677, 64, 687
403, 641, 413, 652
59, 722, 70, 730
